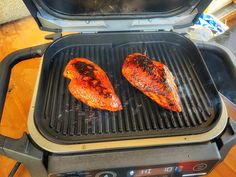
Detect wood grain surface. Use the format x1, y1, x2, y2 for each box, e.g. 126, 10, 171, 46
0, 17, 236, 177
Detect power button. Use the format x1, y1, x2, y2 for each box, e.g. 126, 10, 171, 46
95, 171, 117, 177
193, 163, 207, 172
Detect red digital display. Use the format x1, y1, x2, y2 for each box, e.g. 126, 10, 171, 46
132, 167, 175, 176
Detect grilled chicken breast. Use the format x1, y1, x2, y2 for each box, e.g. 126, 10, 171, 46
122, 53, 181, 112
64, 58, 122, 111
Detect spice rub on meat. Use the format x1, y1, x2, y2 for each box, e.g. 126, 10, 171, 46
122, 53, 181, 112
64, 58, 122, 111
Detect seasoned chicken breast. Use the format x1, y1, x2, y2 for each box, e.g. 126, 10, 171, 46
64, 58, 122, 111
122, 53, 181, 112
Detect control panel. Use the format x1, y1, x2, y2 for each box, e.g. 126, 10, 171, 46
50, 160, 216, 177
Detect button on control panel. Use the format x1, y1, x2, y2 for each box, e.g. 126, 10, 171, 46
95, 171, 117, 177
193, 163, 208, 172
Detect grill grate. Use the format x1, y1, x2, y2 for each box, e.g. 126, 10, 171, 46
35, 33, 221, 144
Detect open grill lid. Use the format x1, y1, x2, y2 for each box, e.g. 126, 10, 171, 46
23, 0, 212, 33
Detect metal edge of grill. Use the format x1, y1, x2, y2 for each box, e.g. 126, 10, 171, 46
28, 69, 228, 153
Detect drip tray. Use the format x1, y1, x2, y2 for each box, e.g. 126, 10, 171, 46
33, 32, 222, 144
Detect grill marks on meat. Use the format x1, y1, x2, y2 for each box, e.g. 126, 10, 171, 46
64, 54, 181, 112
74, 62, 111, 98
122, 53, 182, 112
64, 58, 122, 111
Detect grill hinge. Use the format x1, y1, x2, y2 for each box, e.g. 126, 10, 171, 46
132, 19, 174, 32
45, 33, 62, 41
81, 31, 97, 34
143, 28, 174, 32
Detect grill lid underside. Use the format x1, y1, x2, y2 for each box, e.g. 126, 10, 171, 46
23, 0, 212, 32
34, 32, 222, 144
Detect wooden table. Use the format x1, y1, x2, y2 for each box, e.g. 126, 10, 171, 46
0, 17, 236, 177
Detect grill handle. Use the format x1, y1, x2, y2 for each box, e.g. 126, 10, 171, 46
218, 93, 236, 158
0, 43, 49, 122
219, 118, 236, 159
0, 44, 49, 177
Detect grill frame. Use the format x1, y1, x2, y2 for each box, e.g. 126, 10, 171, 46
34, 32, 222, 144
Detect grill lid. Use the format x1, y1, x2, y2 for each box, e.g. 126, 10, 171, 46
23, 0, 212, 32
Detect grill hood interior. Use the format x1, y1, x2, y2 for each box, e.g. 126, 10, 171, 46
23, 0, 212, 32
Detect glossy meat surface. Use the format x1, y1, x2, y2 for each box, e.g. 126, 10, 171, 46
64, 58, 122, 111
122, 53, 181, 112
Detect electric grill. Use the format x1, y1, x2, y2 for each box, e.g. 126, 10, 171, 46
0, 0, 236, 177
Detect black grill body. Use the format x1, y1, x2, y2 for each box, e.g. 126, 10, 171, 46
34, 32, 222, 144
0, 1, 235, 177
0, 39, 235, 177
